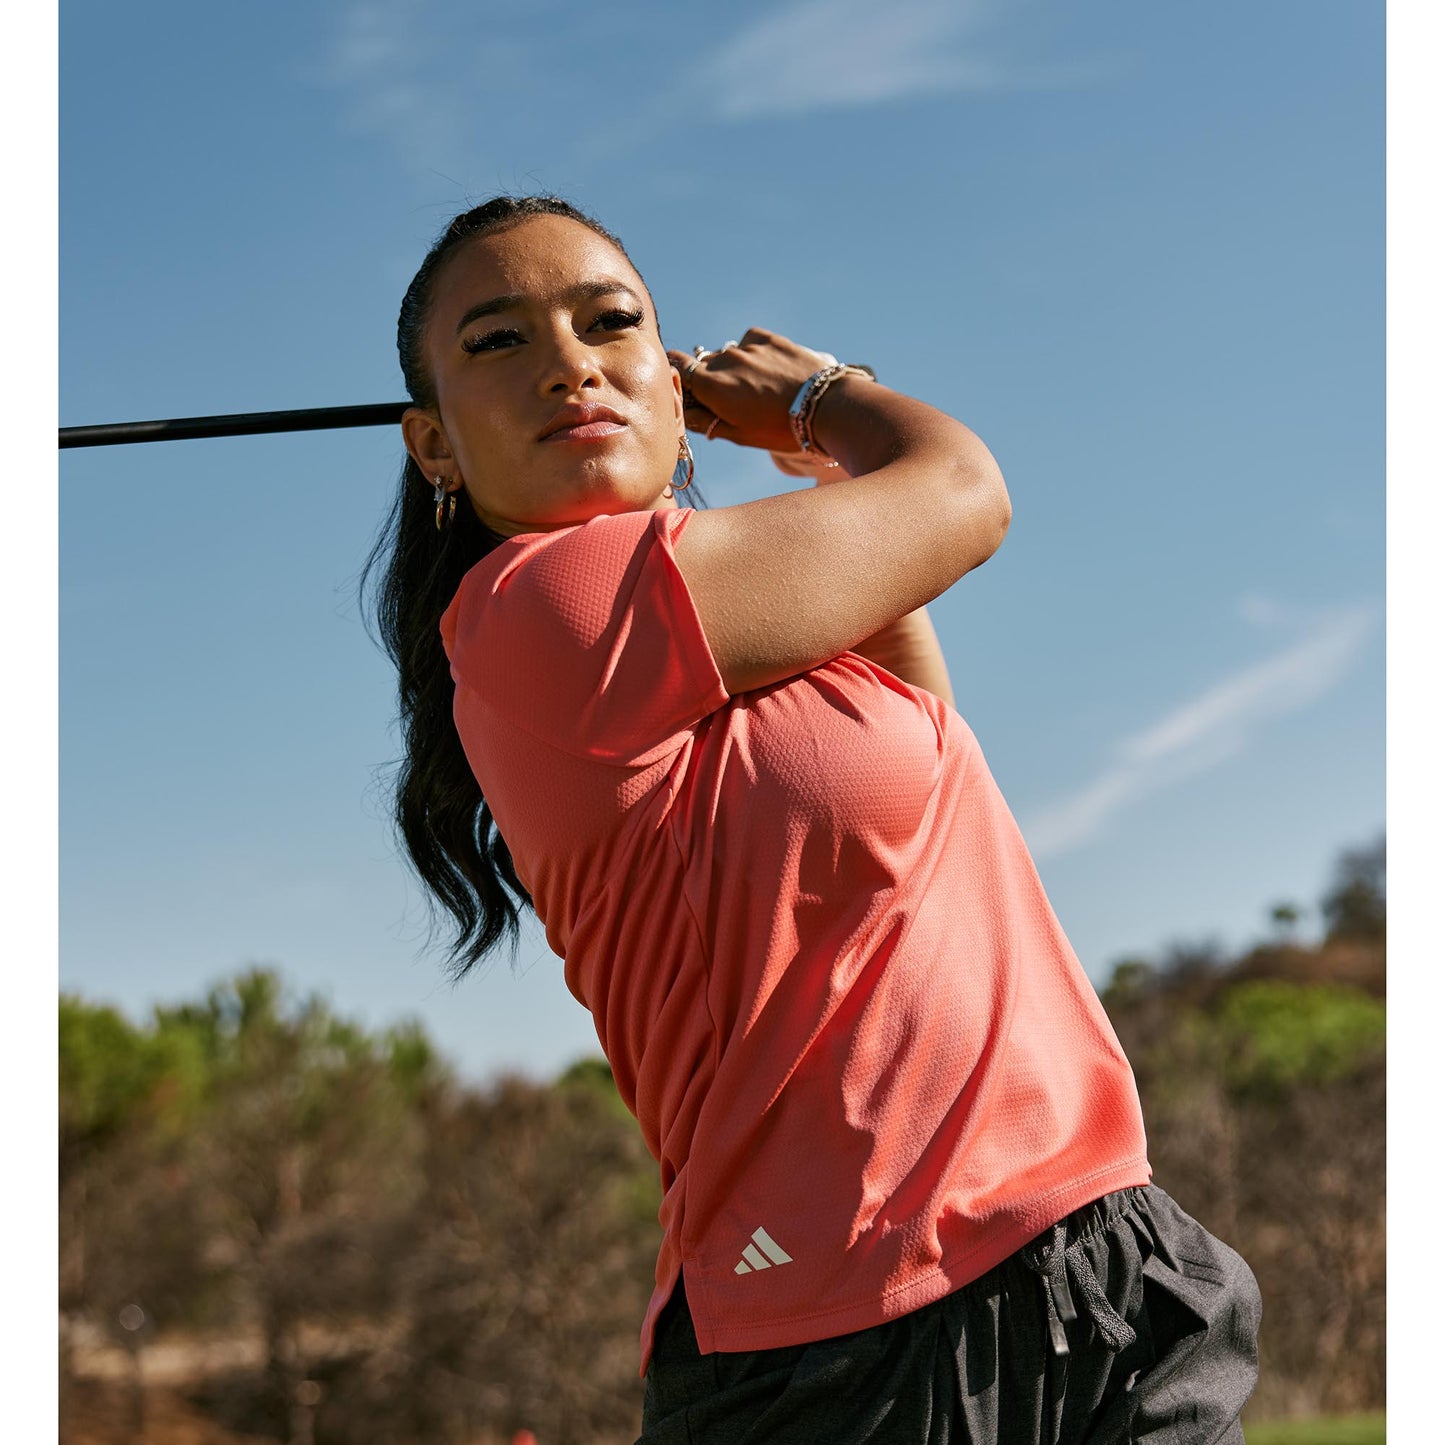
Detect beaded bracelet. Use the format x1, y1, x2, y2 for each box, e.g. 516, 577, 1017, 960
787, 363, 877, 463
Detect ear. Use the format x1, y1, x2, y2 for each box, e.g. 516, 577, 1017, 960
401, 406, 456, 484
669, 364, 685, 434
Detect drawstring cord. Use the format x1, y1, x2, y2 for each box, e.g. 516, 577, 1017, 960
1026, 1221, 1077, 1357
1024, 1219, 1137, 1359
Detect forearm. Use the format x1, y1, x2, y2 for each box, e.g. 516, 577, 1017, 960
804, 379, 983, 707
809, 374, 1000, 490
851, 605, 955, 708
806, 377, 1011, 623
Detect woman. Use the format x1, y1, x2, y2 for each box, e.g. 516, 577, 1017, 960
367, 194, 1261, 1443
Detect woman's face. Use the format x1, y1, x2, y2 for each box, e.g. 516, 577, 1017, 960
403, 214, 685, 537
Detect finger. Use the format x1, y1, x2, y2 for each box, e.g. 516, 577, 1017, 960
670, 347, 742, 395
681, 394, 716, 429
668, 348, 713, 378
669, 351, 713, 397
682, 396, 736, 444
734, 328, 833, 370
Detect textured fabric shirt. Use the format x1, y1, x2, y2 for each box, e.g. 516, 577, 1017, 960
439, 506, 1151, 1379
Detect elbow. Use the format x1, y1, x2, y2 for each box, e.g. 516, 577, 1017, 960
949, 433, 1010, 546
976, 506, 1010, 568
936, 434, 1011, 565
966, 455, 1011, 561
983, 448, 1011, 536
979, 447, 1011, 555
994, 491, 1012, 549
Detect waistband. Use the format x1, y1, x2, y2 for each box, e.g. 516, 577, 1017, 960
1023, 1184, 1150, 1264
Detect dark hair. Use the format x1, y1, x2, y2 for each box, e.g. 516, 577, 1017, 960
360, 195, 700, 977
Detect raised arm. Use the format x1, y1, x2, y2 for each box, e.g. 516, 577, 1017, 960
666, 330, 1010, 698
849, 607, 956, 708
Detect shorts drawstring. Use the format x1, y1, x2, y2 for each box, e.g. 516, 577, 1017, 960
1023, 1218, 1137, 1359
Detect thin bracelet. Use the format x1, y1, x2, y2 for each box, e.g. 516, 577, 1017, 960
788, 364, 876, 462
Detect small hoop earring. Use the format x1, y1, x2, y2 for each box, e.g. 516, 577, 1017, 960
434, 477, 457, 531
673, 435, 694, 492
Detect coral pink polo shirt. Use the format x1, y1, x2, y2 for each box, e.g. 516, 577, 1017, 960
439, 506, 1150, 1379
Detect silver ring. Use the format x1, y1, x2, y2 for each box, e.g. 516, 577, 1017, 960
722, 339, 739, 349
684, 357, 704, 379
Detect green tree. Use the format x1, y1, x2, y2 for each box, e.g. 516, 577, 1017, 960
1214, 980, 1385, 1095
1321, 835, 1385, 943
166, 971, 426, 1434
388, 1070, 661, 1445
1267, 901, 1303, 943
60, 969, 434, 1440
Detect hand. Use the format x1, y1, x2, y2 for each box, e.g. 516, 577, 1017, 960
667, 329, 837, 455
770, 448, 854, 485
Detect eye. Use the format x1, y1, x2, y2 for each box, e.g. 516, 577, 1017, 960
460, 327, 523, 355
459, 307, 644, 356
593, 308, 645, 332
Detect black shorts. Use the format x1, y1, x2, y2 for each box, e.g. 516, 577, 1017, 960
638, 1184, 1261, 1444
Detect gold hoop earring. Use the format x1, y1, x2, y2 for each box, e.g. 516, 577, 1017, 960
673, 435, 694, 492
434, 477, 457, 531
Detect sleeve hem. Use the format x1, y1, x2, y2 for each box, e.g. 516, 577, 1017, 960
652, 507, 730, 714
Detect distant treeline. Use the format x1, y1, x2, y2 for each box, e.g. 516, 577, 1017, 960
59, 835, 1384, 1445
1101, 834, 1385, 1421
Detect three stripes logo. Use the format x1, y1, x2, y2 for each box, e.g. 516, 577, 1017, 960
734, 1226, 794, 1275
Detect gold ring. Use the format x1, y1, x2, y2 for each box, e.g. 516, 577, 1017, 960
705, 415, 722, 440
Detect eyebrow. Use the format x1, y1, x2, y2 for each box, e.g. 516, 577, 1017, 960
452, 279, 643, 336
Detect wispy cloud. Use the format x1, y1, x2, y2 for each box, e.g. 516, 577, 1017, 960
312, 0, 435, 161
309, 0, 553, 177
692, 0, 1117, 121
312, 0, 1119, 174
1020, 603, 1379, 861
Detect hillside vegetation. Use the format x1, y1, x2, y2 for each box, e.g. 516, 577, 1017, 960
59, 836, 1384, 1444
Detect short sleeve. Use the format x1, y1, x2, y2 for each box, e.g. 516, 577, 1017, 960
440, 508, 729, 767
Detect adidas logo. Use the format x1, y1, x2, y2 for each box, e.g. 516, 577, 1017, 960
734, 1227, 794, 1275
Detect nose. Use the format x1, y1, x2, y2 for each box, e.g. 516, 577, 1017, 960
539, 323, 603, 396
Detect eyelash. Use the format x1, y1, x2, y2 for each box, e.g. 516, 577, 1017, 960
461, 307, 645, 355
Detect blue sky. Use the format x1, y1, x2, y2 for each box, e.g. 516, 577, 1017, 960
58, 0, 1385, 1085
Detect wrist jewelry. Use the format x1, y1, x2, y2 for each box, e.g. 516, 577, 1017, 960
788, 363, 876, 464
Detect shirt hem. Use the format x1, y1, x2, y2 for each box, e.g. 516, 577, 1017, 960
678, 1156, 1153, 1361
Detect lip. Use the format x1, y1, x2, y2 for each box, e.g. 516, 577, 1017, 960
538, 403, 628, 442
